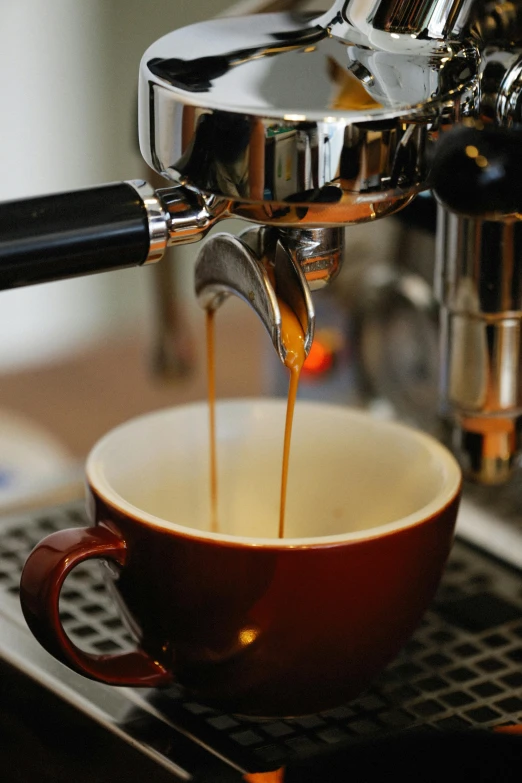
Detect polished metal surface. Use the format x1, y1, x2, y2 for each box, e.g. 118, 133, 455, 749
441, 313, 522, 411
496, 50, 522, 127
124, 180, 226, 256
320, 0, 474, 48
126, 180, 169, 264
435, 207, 522, 482
368, 0, 473, 40
194, 229, 315, 362
329, 0, 522, 48
277, 227, 343, 289
436, 209, 522, 318
157, 186, 226, 245
139, 10, 478, 228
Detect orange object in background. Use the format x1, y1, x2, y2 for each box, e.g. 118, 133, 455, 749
494, 724, 522, 735
303, 339, 334, 376
302, 328, 342, 377
243, 769, 285, 783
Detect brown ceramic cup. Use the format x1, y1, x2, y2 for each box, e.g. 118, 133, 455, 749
20, 399, 461, 717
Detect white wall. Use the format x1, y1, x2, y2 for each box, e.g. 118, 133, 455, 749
0, 0, 233, 370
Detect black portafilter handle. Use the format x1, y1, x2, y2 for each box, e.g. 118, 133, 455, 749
0, 181, 158, 290
429, 122, 522, 217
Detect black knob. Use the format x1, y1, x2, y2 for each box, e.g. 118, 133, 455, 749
430, 122, 522, 217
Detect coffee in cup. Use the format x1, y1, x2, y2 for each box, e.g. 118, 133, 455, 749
20, 399, 461, 717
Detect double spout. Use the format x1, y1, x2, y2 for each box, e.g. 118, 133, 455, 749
194, 227, 343, 365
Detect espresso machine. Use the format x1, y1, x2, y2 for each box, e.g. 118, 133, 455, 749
1, 1, 522, 779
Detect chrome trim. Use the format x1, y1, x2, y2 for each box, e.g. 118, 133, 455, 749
497, 51, 522, 127
278, 227, 343, 291
157, 187, 227, 246
367, 0, 474, 41
436, 209, 522, 317
126, 179, 168, 264
319, 0, 522, 48
138, 11, 479, 228
437, 206, 522, 482
128, 182, 227, 251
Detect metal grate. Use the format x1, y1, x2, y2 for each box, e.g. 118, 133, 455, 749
1, 501, 522, 777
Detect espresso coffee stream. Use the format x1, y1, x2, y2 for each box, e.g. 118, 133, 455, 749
276, 299, 306, 538
206, 308, 219, 534
206, 299, 305, 538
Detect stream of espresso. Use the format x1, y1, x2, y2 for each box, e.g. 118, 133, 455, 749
205, 300, 305, 539
206, 308, 219, 534
277, 299, 305, 539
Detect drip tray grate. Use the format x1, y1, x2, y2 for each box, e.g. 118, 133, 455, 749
1, 501, 522, 779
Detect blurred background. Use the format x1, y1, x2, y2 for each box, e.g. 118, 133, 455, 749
1, 0, 239, 372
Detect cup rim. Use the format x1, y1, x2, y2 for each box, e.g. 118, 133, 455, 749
86, 399, 462, 548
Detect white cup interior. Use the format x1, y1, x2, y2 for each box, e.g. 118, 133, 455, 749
86, 399, 461, 543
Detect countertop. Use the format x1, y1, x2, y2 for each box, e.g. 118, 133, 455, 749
0, 299, 267, 461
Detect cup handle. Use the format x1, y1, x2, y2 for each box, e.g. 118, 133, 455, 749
20, 525, 172, 687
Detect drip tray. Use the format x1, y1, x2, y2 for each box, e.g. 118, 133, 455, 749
1, 501, 522, 780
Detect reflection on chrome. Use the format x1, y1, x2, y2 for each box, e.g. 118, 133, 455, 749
139, 8, 479, 227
